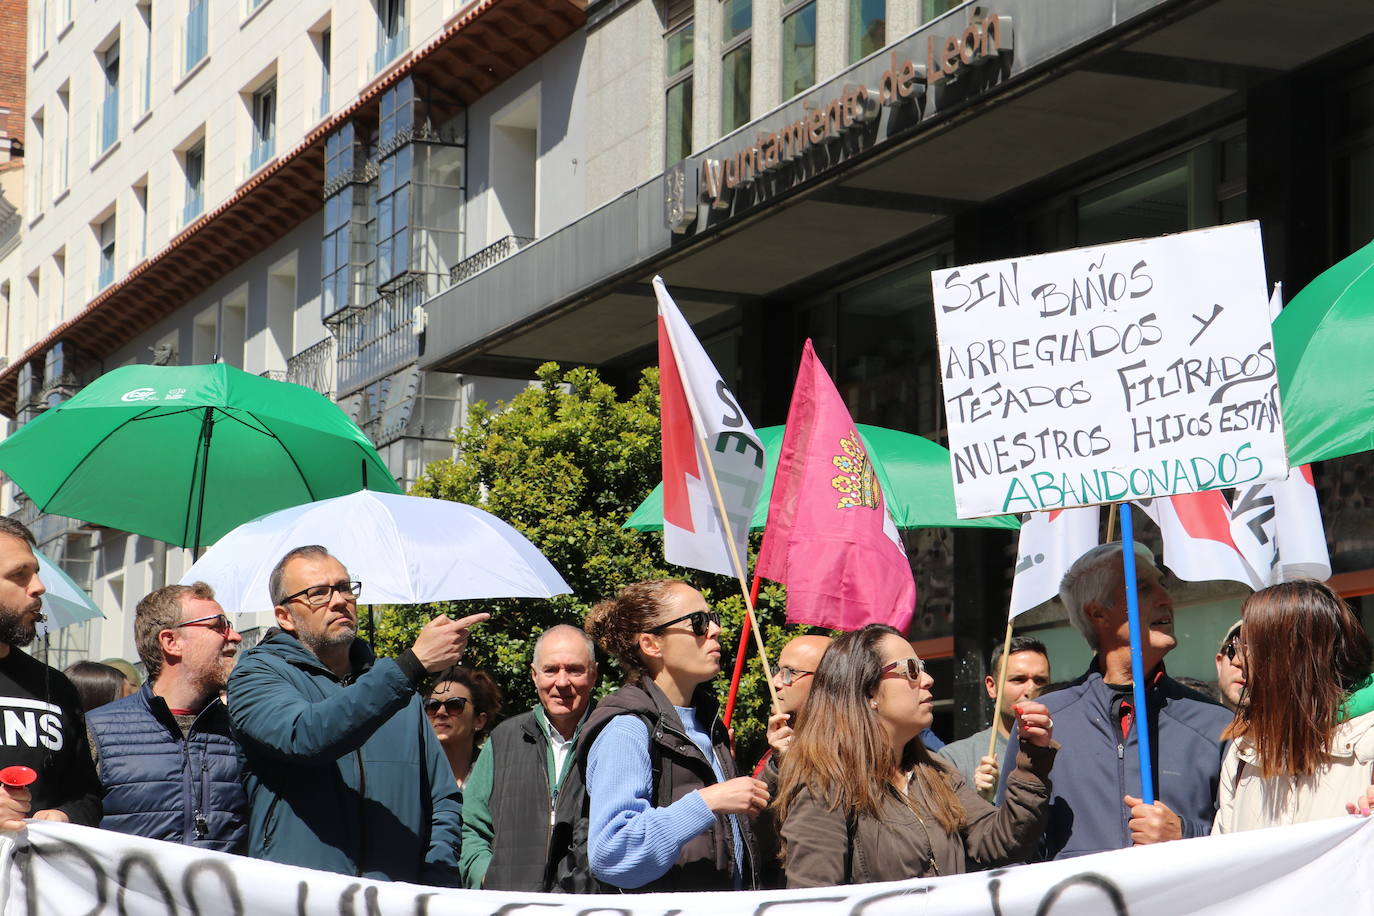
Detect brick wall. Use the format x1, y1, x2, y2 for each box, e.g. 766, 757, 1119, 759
0, 0, 26, 151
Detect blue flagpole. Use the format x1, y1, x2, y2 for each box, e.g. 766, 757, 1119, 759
1118, 504, 1155, 805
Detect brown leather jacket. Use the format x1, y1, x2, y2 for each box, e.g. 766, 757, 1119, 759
780, 743, 1056, 887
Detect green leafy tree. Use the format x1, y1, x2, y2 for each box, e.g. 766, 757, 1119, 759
382, 363, 791, 762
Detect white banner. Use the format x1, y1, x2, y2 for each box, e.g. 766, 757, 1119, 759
4, 817, 1373, 915
931, 222, 1287, 518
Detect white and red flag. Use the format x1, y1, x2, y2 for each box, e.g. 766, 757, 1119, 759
656, 277, 765, 577
1227, 282, 1332, 586
756, 340, 915, 631
1135, 492, 1254, 587
1009, 507, 1101, 618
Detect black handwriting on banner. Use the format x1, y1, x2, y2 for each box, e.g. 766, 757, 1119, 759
20, 834, 1133, 916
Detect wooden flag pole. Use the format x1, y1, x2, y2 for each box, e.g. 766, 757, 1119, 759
693, 428, 781, 710
659, 310, 779, 711
1106, 502, 1118, 543
985, 618, 1016, 765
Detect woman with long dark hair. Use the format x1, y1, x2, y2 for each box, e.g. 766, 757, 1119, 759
1214, 580, 1374, 832
580, 579, 766, 891
775, 624, 1056, 886
425, 665, 503, 789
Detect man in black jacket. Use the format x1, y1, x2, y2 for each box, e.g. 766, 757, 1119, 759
0, 517, 101, 830
459, 625, 598, 891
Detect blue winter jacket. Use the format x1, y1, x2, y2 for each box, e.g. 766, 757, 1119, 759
999, 662, 1232, 860
86, 683, 247, 852
227, 629, 463, 884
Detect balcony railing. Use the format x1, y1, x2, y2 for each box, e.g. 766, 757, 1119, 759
184, 2, 209, 72
335, 275, 429, 395
249, 136, 276, 174
449, 235, 534, 285
373, 22, 409, 76
101, 90, 119, 152
285, 336, 336, 398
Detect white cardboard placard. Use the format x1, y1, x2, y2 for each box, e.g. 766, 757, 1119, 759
931, 221, 1287, 518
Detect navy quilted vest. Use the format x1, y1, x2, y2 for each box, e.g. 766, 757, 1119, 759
86, 683, 247, 852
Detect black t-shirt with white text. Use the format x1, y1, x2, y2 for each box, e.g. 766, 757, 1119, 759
0, 648, 101, 825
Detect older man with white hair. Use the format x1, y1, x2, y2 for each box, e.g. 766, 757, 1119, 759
999, 541, 1232, 860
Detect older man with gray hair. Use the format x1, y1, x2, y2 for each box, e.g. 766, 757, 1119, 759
999, 541, 1231, 860
459, 624, 599, 891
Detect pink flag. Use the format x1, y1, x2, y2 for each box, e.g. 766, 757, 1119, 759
756, 340, 916, 631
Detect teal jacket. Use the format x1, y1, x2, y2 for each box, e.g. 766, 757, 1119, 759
228, 629, 462, 885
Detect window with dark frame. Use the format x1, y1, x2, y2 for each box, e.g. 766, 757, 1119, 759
664, 0, 693, 167
721, 0, 751, 135
848, 0, 884, 63
781, 0, 816, 100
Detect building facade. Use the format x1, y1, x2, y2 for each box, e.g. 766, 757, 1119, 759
4, 0, 1374, 738
4, 0, 583, 667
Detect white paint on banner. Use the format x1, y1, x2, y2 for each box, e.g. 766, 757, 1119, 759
930, 221, 1287, 518
3, 818, 1374, 915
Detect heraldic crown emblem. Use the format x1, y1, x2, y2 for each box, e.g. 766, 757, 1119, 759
832, 429, 881, 510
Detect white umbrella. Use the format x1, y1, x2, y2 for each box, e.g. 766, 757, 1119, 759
179, 490, 571, 613
35, 547, 105, 630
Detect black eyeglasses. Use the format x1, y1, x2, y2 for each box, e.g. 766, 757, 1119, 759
423, 697, 470, 716
173, 613, 234, 634
1222, 635, 1244, 663
778, 665, 814, 687
648, 610, 721, 637
881, 656, 926, 682
280, 581, 363, 607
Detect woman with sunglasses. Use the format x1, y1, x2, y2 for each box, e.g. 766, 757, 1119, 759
1213, 580, 1374, 832
580, 579, 766, 891
775, 624, 1056, 887
425, 666, 503, 789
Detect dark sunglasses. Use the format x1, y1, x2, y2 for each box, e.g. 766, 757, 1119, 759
173, 613, 234, 634
648, 610, 721, 637
881, 656, 926, 682
1222, 636, 1244, 663
423, 697, 469, 716
777, 665, 814, 687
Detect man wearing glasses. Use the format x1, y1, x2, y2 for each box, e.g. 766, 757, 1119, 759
86, 582, 246, 849
228, 545, 486, 884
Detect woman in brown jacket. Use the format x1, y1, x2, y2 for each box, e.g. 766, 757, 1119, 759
775, 624, 1056, 887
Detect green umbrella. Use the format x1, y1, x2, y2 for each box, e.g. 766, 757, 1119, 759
0, 363, 401, 548
624, 424, 1020, 532
1275, 237, 1374, 466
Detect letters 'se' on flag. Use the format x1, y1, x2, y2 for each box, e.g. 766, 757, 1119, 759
655, 277, 765, 577
756, 339, 916, 631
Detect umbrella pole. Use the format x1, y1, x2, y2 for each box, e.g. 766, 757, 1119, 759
190, 409, 215, 557
723, 574, 761, 729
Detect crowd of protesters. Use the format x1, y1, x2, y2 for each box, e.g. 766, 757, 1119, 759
0, 513, 1370, 892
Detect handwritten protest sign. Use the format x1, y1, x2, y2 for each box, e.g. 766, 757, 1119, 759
931, 221, 1287, 519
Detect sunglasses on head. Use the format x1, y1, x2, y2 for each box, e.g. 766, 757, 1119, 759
881, 656, 926, 682
648, 610, 721, 637
423, 696, 469, 716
